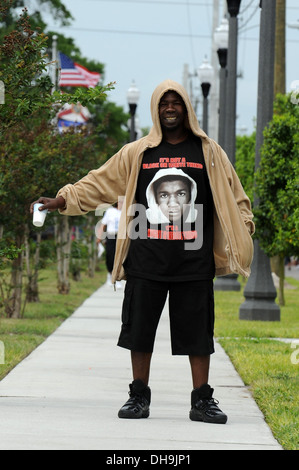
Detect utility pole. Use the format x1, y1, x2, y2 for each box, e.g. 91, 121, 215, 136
271, 0, 286, 279
274, 0, 286, 96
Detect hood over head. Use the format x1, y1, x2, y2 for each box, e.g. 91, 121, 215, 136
147, 79, 208, 146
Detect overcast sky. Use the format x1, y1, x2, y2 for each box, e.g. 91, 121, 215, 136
43, 0, 299, 137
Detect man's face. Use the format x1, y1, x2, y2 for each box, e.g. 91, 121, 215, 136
156, 180, 190, 222
159, 91, 187, 131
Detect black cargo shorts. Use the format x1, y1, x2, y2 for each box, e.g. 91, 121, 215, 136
117, 276, 215, 356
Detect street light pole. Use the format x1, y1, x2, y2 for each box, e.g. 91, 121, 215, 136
224, 0, 241, 165
201, 83, 210, 134
198, 58, 214, 134
127, 81, 140, 142
213, 0, 242, 292
213, 15, 241, 292
239, 0, 280, 321
217, 50, 227, 148
214, 17, 229, 149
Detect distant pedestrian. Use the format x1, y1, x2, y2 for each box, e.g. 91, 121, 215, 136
96, 201, 123, 288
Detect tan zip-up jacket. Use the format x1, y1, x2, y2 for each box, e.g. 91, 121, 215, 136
57, 79, 255, 282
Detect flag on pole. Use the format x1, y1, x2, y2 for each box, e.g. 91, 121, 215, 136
58, 52, 101, 88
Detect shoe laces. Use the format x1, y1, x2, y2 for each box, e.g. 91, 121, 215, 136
126, 392, 147, 411
196, 397, 220, 412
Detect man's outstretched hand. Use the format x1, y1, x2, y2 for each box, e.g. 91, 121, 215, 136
30, 196, 66, 214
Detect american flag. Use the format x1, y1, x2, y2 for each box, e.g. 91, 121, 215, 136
58, 52, 101, 88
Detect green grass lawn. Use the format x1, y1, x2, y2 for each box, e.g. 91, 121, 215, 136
215, 276, 299, 450
0, 267, 298, 449
0, 263, 107, 381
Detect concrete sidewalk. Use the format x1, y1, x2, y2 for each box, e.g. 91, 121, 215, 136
0, 282, 282, 450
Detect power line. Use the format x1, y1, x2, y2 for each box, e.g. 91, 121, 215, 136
67, 0, 299, 7
186, 0, 197, 69
53, 26, 211, 39
72, 0, 213, 5
239, 4, 259, 31
239, 0, 255, 15
51, 25, 299, 42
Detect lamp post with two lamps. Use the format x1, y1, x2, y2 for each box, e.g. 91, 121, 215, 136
213, 0, 242, 292
213, 14, 241, 292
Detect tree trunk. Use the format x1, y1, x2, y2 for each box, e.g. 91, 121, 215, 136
278, 254, 285, 306
24, 226, 41, 302
55, 216, 71, 294
87, 214, 97, 278
270, 255, 280, 276
9, 233, 24, 318
71, 226, 81, 282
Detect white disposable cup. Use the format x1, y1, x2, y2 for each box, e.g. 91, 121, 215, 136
33, 203, 48, 227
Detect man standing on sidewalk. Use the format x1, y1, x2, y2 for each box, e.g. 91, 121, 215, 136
31, 79, 254, 424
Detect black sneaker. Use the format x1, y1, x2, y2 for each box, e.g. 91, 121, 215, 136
189, 384, 227, 424
118, 379, 151, 419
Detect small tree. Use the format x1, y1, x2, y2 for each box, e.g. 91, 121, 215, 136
0, 6, 113, 316
254, 94, 299, 305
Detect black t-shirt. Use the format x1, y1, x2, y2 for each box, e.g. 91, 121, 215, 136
124, 134, 215, 281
